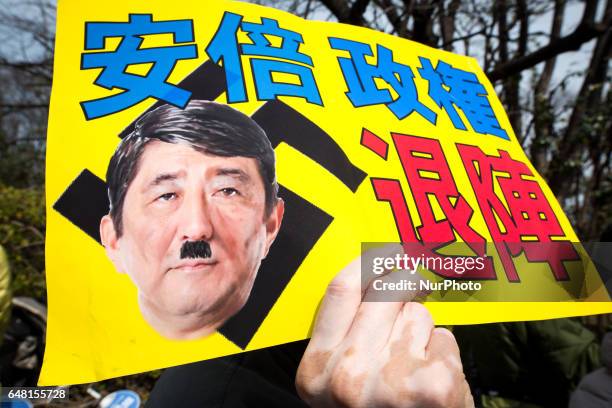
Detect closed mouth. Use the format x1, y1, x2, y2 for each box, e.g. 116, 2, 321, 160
171, 260, 218, 273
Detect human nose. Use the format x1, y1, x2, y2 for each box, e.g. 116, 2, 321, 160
179, 192, 214, 242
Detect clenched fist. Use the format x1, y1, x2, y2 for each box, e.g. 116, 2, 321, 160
296, 251, 474, 408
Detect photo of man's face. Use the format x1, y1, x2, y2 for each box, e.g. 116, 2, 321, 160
99, 101, 284, 340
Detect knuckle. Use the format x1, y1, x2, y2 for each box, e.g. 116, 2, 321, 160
433, 326, 452, 336
325, 275, 358, 299
329, 363, 365, 408
295, 363, 318, 402
419, 366, 468, 408
295, 379, 314, 403
433, 327, 456, 342
432, 327, 462, 355
423, 381, 460, 408
329, 379, 350, 407
403, 301, 433, 325
295, 349, 324, 402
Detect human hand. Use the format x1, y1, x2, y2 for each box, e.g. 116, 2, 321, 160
296, 248, 474, 408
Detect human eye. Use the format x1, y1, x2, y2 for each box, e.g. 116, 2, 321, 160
218, 187, 240, 197
156, 192, 177, 201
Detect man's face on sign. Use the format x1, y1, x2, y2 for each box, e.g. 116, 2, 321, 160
100, 140, 284, 339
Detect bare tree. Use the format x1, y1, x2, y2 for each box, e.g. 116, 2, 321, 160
270, 0, 612, 240
0, 0, 609, 239
0, 0, 54, 187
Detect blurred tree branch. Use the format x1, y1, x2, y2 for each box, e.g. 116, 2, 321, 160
280, 0, 612, 239
0, 0, 609, 240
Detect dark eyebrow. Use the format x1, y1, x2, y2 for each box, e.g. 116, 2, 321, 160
215, 168, 252, 183
146, 172, 182, 189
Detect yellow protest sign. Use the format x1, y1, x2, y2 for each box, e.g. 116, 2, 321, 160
41, 0, 612, 385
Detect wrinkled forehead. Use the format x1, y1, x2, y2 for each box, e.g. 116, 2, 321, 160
128, 140, 265, 190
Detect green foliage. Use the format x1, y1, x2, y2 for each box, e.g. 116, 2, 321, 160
0, 184, 45, 299
0, 130, 45, 188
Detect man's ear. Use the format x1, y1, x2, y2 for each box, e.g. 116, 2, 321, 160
100, 214, 125, 274
263, 198, 285, 259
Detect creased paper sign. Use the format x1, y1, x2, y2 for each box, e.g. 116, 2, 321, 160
41, 0, 612, 384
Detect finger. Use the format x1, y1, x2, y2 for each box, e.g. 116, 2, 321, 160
426, 328, 471, 408
464, 387, 476, 408
386, 302, 434, 359
345, 293, 404, 354
426, 327, 462, 370
361, 243, 406, 298
363, 268, 427, 303
347, 266, 424, 352
309, 244, 403, 350
308, 254, 363, 350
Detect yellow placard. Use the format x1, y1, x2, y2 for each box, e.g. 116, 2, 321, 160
41, 0, 612, 384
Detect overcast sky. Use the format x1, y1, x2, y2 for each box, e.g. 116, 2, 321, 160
0, 0, 603, 120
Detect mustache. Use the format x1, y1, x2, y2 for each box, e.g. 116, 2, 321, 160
180, 240, 212, 259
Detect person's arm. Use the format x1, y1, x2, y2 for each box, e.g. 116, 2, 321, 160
296, 254, 474, 408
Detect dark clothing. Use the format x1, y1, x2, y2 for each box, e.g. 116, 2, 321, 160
569, 332, 612, 408
454, 319, 601, 408
147, 319, 603, 408
146, 340, 309, 408
569, 368, 612, 408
